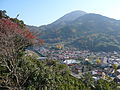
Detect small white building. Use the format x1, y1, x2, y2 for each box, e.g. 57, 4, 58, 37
63, 59, 80, 64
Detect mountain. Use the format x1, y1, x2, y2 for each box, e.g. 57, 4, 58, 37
28, 11, 120, 52
51, 10, 87, 25
36, 10, 87, 31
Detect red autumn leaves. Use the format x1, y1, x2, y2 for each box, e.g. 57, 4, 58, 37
0, 18, 44, 45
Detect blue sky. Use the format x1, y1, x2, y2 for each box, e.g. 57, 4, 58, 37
1, 0, 120, 26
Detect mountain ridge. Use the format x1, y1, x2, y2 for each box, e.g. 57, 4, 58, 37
28, 10, 120, 52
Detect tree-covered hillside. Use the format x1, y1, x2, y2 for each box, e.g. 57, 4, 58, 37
29, 11, 120, 52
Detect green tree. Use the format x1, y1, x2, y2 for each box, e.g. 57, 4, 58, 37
0, 10, 9, 19
112, 64, 118, 72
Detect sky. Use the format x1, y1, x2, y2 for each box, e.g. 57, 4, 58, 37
1, 0, 120, 26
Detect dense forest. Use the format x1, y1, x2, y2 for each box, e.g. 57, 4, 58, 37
0, 10, 120, 90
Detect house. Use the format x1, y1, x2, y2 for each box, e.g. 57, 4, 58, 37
63, 59, 80, 65
37, 57, 47, 60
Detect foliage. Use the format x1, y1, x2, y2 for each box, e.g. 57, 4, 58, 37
96, 58, 101, 64
0, 11, 43, 89
95, 79, 118, 90
1, 56, 118, 90
0, 10, 9, 19
112, 64, 118, 72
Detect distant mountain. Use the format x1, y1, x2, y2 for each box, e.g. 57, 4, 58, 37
28, 10, 120, 52
36, 10, 87, 31
51, 10, 87, 25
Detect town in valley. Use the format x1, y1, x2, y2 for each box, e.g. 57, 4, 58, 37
26, 45, 120, 83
